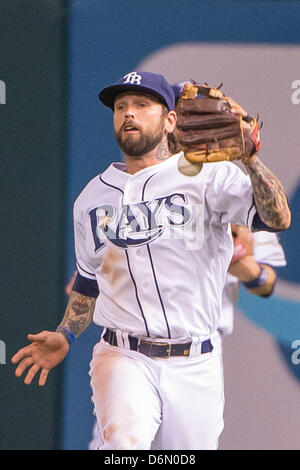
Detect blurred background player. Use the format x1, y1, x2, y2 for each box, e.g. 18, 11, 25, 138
220, 225, 286, 338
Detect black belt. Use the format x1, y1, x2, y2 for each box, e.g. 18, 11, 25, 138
103, 328, 213, 359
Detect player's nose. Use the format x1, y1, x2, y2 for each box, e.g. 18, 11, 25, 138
125, 108, 135, 118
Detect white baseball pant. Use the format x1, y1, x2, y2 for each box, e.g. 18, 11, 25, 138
89, 336, 224, 450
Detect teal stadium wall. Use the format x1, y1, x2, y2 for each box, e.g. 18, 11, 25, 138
0, 0, 69, 450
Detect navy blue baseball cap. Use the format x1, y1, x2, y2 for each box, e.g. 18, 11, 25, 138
99, 71, 175, 111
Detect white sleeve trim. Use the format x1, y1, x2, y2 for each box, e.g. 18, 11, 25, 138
76, 260, 97, 280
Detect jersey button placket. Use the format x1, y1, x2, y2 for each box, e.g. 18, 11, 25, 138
134, 247, 149, 288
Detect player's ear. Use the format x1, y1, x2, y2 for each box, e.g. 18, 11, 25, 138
165, 110, 177, 134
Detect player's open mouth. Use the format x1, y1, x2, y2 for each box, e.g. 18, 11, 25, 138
123, 125, 139, 133
122, 121, 140, 133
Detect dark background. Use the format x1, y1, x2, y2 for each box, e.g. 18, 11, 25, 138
0, 0, 69, 449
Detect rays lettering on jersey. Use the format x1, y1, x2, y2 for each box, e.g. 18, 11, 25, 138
89, 193, 192, 251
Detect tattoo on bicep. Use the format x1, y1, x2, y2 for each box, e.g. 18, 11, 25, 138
60, 292, 96, 337
247, 159, 290, 229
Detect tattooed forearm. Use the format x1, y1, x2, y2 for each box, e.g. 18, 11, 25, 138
246, 158, 291, 230
59, 291, 96, 338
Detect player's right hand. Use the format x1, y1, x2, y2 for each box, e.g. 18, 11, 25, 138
230, 224, 254, 264
11, 331, 70, 386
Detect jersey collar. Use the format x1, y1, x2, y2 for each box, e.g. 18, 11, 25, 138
101, 152, 182, 185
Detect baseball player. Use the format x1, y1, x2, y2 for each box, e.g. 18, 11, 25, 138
87, 225, 286, 449
11, 71, 291, 450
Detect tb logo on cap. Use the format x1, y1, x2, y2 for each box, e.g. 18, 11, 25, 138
123, 72, 142, 85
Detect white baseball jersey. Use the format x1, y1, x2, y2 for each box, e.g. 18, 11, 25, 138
74, 151, 257, 341
220, 231, 287, 336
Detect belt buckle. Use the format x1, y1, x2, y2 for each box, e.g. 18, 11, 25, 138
153, 341, 172, 359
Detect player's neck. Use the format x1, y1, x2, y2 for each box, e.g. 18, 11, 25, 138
124, 141, 171, 175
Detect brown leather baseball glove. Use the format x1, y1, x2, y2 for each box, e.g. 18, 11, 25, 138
175, 82, 262, 163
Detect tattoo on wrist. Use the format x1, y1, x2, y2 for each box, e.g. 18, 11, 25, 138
60, 292, 95, 338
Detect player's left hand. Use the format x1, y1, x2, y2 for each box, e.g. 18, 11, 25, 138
225, 95, 261, 165
175, 83, 261, 164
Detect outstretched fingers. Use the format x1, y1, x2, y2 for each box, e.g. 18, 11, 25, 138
38, 368, 50, 387
11, 332, 46, 365
24, 363, 41, 385
12, 330, 66, 386
14, 356, 34, 378
11, 344, 34, 365
13, 354, 49, 386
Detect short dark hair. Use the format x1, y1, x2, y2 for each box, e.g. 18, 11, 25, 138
167, 132, 181, 154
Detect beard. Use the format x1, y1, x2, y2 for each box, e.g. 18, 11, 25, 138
114, 120, 165, 158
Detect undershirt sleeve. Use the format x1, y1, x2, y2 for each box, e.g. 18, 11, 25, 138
72, 272, 99, 298
251, 212, 280, 233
